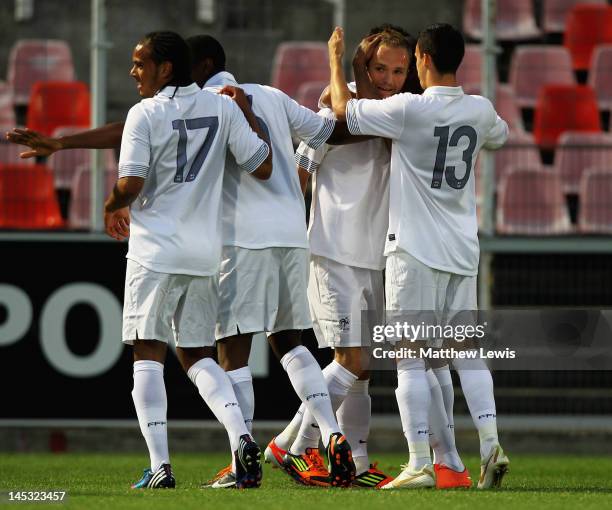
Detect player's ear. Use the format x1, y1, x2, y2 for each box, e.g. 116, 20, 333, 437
159, 61, 173, 81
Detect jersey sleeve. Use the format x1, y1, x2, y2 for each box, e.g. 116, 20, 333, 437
118, 104, 151, 179
482, 110, 509, 150
294, 108, 333, 173
283, 92, 335, 149
345, 94, 406, 139
225, 98, 270, 173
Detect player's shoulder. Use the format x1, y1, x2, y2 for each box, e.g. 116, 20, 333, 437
242, 83, 288, 103
461, 90, 496, 111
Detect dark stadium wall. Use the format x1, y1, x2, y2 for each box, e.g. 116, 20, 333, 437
0, 240, 332, 421
0, 0, 461, 123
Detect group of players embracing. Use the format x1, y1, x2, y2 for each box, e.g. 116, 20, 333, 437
7, 20, 509, 491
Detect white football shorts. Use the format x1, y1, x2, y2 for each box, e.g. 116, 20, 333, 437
122, 259, 218, 347
215, 246, 312, 339
308, 254, 384, 348
385, 249, 477, 341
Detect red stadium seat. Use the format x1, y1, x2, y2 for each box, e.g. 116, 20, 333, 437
542, 0, 607, 34
496, 167, 572, 235
533, 85, 601, 149
295, 81, 328, 112
68, 164, 117, 229
26, 81, 90, 136
271, 42, 329, 98
563, 4, 612, 71
7, 39, 75, 106
578, 168, 612, 233
588, 45, 612, 112
509, 46, 575, 109
554, 132, 612, 193
463, 0, 541, 41
0, 163, 64, 229
456, 44, 482, 88
475, 130, 542, 209
463, 84, 524, 134
48, 126, 115, 189
0, 81, 16, 130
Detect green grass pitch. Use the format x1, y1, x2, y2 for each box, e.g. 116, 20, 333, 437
1, 453, 611, 510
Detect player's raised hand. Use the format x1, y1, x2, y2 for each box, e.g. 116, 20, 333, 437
328, 27, 345, 61
219, 85, 250, 112
104, 207, 130, 241
5, 127, 63, 158
354, 33, 382, 67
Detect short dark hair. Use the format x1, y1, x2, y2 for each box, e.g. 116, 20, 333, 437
186, 35, 226, 72
139, 31, 192, 87
417, 23, 465, 75
368, 23, 422, 94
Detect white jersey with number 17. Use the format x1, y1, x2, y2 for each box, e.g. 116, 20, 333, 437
118, 83, 269, 276
346, 86, 508, 276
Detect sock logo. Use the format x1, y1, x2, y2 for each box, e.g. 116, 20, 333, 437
305, 392, 328, 401
225, 402, 239, 408
310, 423, 320, 429
359, 440, 367, 444
478, 413, 496, 420
417, 429, 429, 435
147, 421, 166, 428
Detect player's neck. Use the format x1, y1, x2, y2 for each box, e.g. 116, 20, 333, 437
425, 73, 458, 89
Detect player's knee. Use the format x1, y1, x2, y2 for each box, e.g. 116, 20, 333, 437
133, 339, 167, 363
176, 346, 216, 372
216, 334, 252, 370
268, 330, 302, 359
334, 347, 369, 377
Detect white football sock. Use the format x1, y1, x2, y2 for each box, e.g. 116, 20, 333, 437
132, 360, 170, 472
280, 346, 340, 449
275, 404, 305, 451
337, 379, 371, 474
433, 365, 455, 423
227, 366, 254, 434
290, 360, 357, 454
187, 358, 249, 454
453, 357, 499, 459
396, 358, 431, 471
427, 369, 464, 471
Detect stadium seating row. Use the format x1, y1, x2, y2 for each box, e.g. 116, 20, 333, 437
3, 163, 610, 235
459, 43, 612, 111
463, 0, 612, 46
496, 166, 612, 235
0, 162, 116, 230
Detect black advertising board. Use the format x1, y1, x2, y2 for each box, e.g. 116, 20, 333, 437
0, 238, 317, 420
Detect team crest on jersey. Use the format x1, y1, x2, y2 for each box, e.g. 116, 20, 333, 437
338, 316, 350, 331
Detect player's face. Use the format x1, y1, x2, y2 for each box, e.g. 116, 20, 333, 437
367, 44, 410, 98
130, 44, 165, 98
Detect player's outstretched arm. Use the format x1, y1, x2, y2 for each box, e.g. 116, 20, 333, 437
6, 123, 124, 159
219, 85, 272, 180
328, 27, 352, 121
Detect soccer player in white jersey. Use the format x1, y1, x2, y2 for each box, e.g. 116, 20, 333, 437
98, 31, 271, 489
185, 35, 357, 489
266, 26, 418, 489
328, 23, 510, 489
